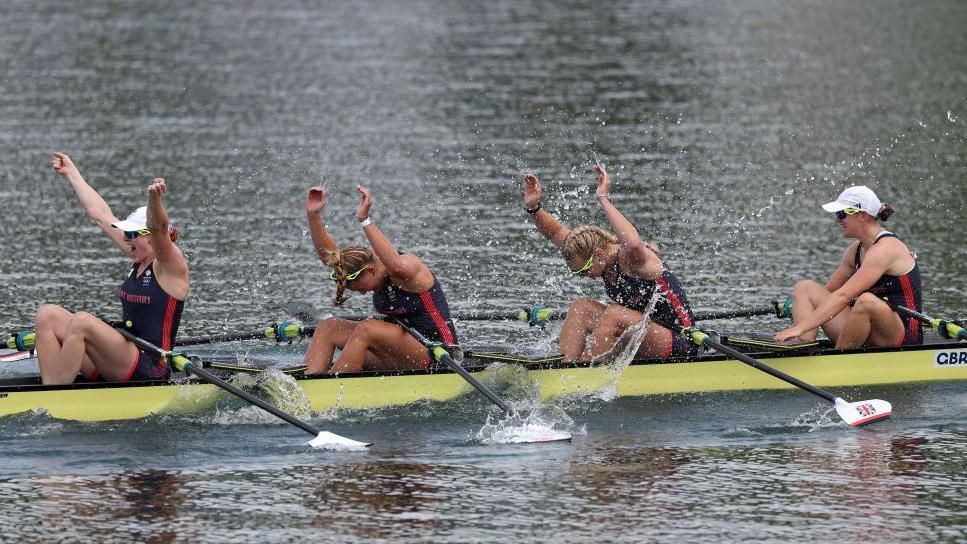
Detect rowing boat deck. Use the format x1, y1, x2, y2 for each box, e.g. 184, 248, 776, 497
0, 334, 964, 421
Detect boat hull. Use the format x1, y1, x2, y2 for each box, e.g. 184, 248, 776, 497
1, 342, 965, 421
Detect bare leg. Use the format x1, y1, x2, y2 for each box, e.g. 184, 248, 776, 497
39, 312, 139, 384
37, 305, 99, 382
303, 318, 360, 374
835, 293, 905, 349
559, 298, 606, 361
789, 280, 851, 343
35, 304, 72, 373
583, 304, 641, 360
583, 304, 674, 360
633, 323, 675, 359
329, 319, 430, 374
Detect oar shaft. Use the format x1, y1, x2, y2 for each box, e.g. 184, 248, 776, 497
177, 330, 268, 346
189, 360, 322, 436
170, 300, 792, 348
176, 320, 311, 347
656, 319, 837, 404
889, 303, 967, 341
693, 305, 784, 321
438, 349, 512, 413
392, 319, 512, 414
115, 328, 322, 438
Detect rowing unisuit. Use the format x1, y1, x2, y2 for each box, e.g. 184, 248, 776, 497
372, 273, 458, 346
603, 260, 697, 356
854, 231, 922, 345
118, 262, 185, 379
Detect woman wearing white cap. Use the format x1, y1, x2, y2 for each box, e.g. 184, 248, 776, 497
34, 152, 189, 384
774, 185, 922, 348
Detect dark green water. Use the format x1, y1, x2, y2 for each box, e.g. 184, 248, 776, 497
0, 0, 964, 541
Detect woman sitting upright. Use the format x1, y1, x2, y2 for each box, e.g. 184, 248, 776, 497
36, 152, 189, 384
774, 185, 921, 348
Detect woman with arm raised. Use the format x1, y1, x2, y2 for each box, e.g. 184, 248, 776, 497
303, 184, 458, 374
35, 152, 189, 384
523, 163, 696, 361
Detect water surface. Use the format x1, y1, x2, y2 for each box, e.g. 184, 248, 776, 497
0, 0, 964, 541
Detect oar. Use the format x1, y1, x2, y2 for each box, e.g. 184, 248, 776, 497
285, 302, 563, 327
7, 299, 794, 352
176, 320, 311, 347
654, 319, 891, 426
285, 300, 792, 329
888, 303, 966, 341
694, 299, 792, 321
390, 318, 571, 443
113, 327, 370, 449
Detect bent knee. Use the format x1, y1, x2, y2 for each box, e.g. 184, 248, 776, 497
64, 312, 101, 335
567, 298, 604, 317
601, 304, 632, 322
852, 293, 887, 314
35, 304, 66, 326
568, 297, 599, 311
792, 279, 823, 294
350, 319, 383, 340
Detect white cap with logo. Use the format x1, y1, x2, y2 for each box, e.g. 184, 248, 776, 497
821, 185, 882, 216
111, 206, 148, 232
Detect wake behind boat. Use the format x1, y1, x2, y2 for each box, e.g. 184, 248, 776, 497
1, 334, 964, 422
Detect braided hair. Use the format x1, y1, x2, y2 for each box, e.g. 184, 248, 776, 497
324, 245, 375, 306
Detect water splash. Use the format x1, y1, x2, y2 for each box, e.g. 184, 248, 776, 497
588, 289, 662, 397
792, 403, 844, 432
474, 403, 577, 444
209, 369, 314, 425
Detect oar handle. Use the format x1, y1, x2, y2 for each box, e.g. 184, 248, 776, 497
657, 319, 838, 404
391, 319, 513, 414
4, 331, 35, 351
888, 303, 967, 341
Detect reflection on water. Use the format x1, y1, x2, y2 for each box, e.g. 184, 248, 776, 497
0, 427, 962, 542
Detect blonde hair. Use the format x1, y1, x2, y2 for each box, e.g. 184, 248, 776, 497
561, 225, 619, 262
324, 245, 375, 306
561, 225, 661, 262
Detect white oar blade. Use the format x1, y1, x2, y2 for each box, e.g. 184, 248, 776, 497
498, 425, 572, 444
307, 431, 371, 451
834, 398, 892, 427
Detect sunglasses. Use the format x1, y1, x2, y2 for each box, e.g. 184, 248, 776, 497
835, 207, 861, 221
123, 228, 151, 239
569, 255, 594, 276
330, 264, 371, 282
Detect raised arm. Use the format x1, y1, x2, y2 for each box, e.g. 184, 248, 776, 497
305, 186, 339, 261
594, 163, 662, 277
356, 185, 431, 289
51, 152, 128, 255
523, 173, 570, 247
146, 178, 189, 300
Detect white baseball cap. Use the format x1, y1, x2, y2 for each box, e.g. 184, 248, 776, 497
821, 185, 882, 215
111, 206, 148, 232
